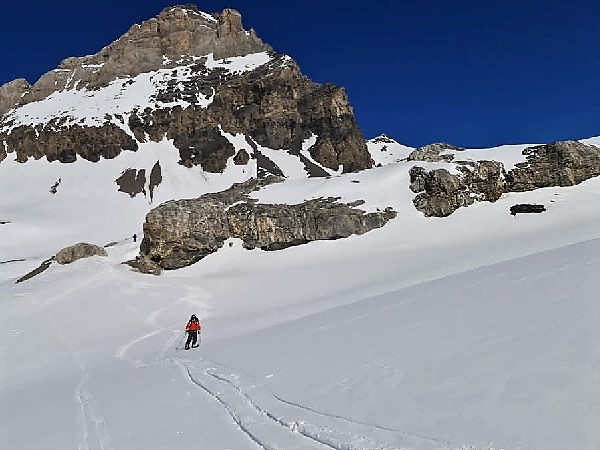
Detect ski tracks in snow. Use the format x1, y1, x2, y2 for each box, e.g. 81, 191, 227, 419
169, 355, 454, 450
76, 373, 114, 450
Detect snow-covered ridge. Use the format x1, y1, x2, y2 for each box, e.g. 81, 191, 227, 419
368, 133, 600, 171
367, 134, 413, 165
1, 52, 273, 133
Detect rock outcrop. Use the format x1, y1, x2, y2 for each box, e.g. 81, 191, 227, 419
55, 243, 108, 265
409, 141, 600, 217
410, 161, 504, 217
408, 143, 464, 163
505, 141, 600, 191
16, 242, 108, 283
0, 5, 371, 175
129, 177, 396, 272
0, 79, 30, 117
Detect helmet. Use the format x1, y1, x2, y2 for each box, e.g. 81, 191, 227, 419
191, 314, 197, 320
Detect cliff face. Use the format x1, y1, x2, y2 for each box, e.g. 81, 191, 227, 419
129, 177, 395, 273
0, 5, 371, 174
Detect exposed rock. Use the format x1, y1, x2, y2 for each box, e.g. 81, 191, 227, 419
4, 123, 138, 163
410, 140, 600, 217
233, 149, 250, 165
409, 160, 505, 217
55, 243, 108, 265
408, 143, 464, 162
510, 204, 546, 215
410, 167, 473, 217
506, 141, 600, 191
369, 134, 396, 144
149, 161, 162, 201
216, 8, 244, 37
129, 177, 395, 272
0, 6, 371, 175
12, 6, 270, 105
0, 78, 30, 116
116, 169, 147, 198
16, 258, 54, 284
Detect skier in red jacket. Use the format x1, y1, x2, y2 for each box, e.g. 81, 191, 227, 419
184, 314, 202, 350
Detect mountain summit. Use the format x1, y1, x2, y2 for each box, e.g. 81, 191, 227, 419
0, 5, 371, 174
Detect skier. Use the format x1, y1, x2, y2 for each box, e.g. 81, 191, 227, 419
184, 314, 202, 350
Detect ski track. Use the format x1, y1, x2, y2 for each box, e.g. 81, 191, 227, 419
173, 359, 277, 450
205, 367, 453, 450
115, 329, 162, 360
43, 307, 114, 450
76, 373, 114, 450
271, 395, 453, 448
163, 347, 455, 450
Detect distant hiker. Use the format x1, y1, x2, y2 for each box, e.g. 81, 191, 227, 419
185, 314, 202, 350
133, 233, 137, 242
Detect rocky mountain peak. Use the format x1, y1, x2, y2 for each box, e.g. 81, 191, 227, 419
216, 8, 244, 37
0, 4, 371, 175
0, 5, 270, 113
369, 134, 397, 144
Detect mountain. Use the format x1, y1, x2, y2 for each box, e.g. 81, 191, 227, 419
1, 4, 600, 450
0, 5, 369, 173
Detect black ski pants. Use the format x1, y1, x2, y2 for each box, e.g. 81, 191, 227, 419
185, 330, 198, 349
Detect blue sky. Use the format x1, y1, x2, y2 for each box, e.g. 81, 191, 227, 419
1, 0, 599, 147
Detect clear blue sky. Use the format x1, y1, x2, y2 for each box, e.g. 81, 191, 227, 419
1, 0, 599, 147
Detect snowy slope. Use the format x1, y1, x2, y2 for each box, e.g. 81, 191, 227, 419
2, 140, 600, 449
3, 6, 598, 446
0, 52, 273, 133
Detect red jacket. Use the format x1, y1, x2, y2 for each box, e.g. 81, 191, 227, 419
186, 320, 201, 332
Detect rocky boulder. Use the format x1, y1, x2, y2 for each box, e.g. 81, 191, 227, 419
505, 141, 600, 191
408, 143, 464, 162
55, 243, 108, 265
129, 177, 396, 272
410, 140, 600, 217
409, 160, 505, 217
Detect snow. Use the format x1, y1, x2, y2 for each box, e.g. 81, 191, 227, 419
2, 112, 600, 449
367, 135, 414, 165
2, 141, 600, 449
301, 133, 343, 176
581, 135, 600, 146
205, 51, 272, 75
1, 65, 214, 133
456, 143, 535, 170
1, 52, 272, 134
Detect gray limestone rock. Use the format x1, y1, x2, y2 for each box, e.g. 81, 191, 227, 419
129, 177, 395, 272
116, 169, 147, 198
409, 140, 600, 217
505, 141, 600, 191
0, 78, 31, 117
409, 160, 506, 217
408, 143, 464, 162
55, 243, 108, 265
